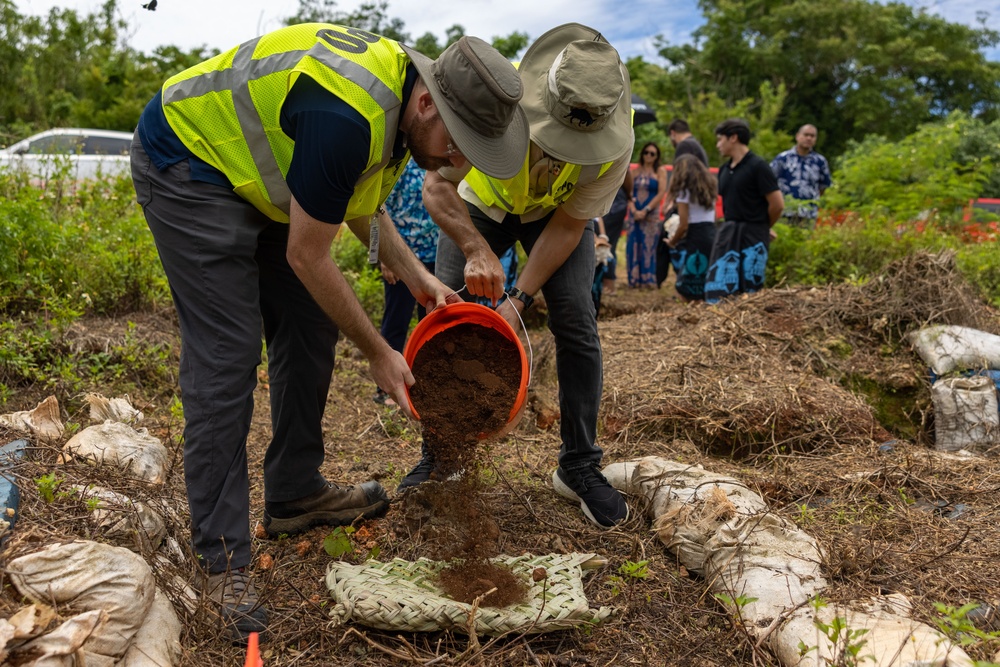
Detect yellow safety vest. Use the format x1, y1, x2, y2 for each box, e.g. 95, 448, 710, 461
464, 154, 614, 216
161, 23, 408, 223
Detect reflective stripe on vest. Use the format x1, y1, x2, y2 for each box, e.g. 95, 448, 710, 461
162, 24, 405, 222
466, 154, 613, 215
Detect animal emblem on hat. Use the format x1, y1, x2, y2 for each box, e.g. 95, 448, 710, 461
565, 107, 596, 128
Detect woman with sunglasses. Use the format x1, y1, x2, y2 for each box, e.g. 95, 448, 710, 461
626, 142, 667, 288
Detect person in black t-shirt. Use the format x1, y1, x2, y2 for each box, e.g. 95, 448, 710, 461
704, 118, 783, 303
668, 118, 709, 167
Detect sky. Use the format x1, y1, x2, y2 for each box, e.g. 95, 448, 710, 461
13, 0, 1000, 63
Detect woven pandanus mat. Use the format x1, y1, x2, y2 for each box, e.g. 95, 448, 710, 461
326, 552, 615, 635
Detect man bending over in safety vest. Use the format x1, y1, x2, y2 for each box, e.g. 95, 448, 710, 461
130, 23, 528, 643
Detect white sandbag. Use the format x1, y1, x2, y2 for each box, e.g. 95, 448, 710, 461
1, 604, 58, 648
931, 376, 1000, 452
119, 588, 182, 667
605, 456, 973, 666
3, 609, 107, 667
69, 485, 167, 551
85, 393, 144, 425
907, 325, 1000, 376
7, 540, 156, 663
0, 604, 53, 663
774, 594, 975, 667
0, 396, 64, 444
604, 458, 826, 629
60, 422, 169, 485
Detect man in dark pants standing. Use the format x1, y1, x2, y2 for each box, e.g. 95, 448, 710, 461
130, 24, 528, 641
407, 23, 634, 529
704, 118, 783, 303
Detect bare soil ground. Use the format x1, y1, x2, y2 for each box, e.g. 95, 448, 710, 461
2, 252, 1000, 666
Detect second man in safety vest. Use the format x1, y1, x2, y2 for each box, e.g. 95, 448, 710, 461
403, 23, 635, 529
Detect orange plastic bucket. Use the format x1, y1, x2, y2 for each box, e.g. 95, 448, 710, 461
403, 302, 529, 434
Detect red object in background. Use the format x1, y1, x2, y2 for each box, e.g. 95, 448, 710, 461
960, 198, 1000, 243
964, 198, 1000, 221
244, 632, 263, 667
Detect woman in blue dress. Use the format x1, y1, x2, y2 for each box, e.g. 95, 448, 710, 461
626, 142, 667, 288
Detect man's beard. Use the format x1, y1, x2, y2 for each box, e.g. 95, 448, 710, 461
407, 112, 452, 172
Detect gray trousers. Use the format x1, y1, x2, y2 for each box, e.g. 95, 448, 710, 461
435, 203, 604, 470
130, 135, 337, 572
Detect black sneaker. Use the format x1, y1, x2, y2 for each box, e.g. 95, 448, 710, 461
397, 451, 437, 492
552, 464, 629, 529
262, 481, 389, 537
196, 567, 268, 644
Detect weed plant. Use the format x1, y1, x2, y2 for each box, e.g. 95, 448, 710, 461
0, 167, 167, 316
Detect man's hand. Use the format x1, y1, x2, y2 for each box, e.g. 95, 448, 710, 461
464, 248, 506, 305
380, 262, 398, 285
369, 346, 417, 420
423, 170, 505, 304
407, 270, 463, 313
496, 295, 524, 332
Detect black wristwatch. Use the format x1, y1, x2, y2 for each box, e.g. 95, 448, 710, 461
508, 287, 534, 311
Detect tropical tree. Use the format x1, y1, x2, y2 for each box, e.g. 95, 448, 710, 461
0, 0, 215, 141
646, 0, 1000, 159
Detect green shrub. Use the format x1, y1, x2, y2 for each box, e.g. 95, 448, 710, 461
824, 112, 992, 222
955, 242, 1000, 308
767, 216, 952, 287
0, 170, 168, 317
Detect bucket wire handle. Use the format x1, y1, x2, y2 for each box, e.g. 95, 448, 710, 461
500, 292, 534, 388
447, 284, 533, 388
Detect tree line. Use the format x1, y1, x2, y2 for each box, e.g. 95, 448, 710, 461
2, 0, 999, 197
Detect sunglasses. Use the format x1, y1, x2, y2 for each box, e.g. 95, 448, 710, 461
643, 150, 658, 156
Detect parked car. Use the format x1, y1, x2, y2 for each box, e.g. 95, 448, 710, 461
0, 128, 132, 181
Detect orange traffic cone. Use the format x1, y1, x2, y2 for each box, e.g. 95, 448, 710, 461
244, 631, 263, 667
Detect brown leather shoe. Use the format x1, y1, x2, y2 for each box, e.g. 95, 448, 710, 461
262, 481, 389, 537
195, 567, 268, 643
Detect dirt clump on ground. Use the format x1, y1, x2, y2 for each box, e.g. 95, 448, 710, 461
404, 321, 526, 606
437, 559, 528, 607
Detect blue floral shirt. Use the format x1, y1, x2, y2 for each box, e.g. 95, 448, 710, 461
385, 159, 438, 263
770, 148, 832, 218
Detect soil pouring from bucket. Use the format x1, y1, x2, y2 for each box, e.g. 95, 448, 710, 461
403, 322, 527, 607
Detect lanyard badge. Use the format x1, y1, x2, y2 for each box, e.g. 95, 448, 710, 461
368, 205, 385, 265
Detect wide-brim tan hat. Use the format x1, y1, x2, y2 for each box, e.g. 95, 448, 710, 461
519, 23, 633, 165
401, 38, 528, 179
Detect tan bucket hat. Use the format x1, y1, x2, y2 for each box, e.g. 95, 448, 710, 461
401, 38, 529, 179
518, 23, 632, 165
